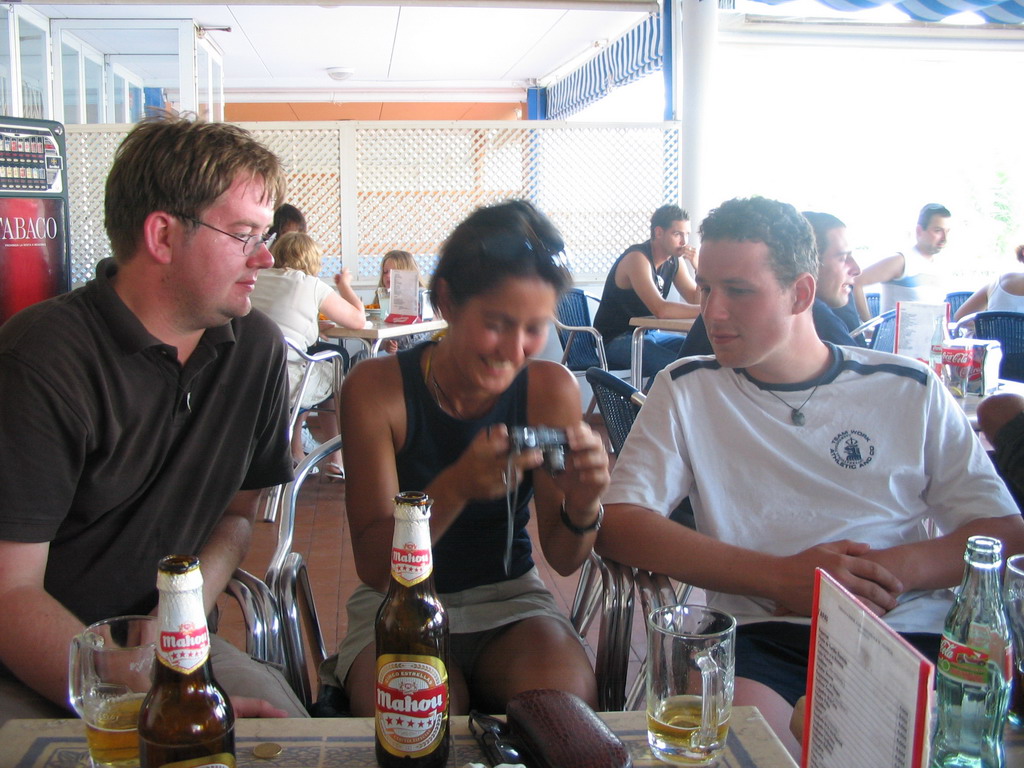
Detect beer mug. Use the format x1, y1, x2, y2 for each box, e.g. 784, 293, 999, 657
646, 605, 736, 766
69, 615, 158, 768
1004, 555, 1024, 728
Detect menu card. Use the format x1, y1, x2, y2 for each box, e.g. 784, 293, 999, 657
386, 269, 421, 324
894, 302, 948, 362
802, 569, 934, 768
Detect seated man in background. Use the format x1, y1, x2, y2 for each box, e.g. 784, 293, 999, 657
593, 204, 701, 379
0, 114, 307, 722
677, 210, 864, 356
853, 202, 952, 321
597, 195, 1024, 756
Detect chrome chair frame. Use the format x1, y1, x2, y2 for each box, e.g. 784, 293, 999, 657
225, 567, 285, 668
263, 434, 339, 708
261, 338, 344, 523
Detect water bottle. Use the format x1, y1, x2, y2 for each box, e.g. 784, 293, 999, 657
932, 536, 1012, 768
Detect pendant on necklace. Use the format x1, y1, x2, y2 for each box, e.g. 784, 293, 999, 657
791, 409, 805, 427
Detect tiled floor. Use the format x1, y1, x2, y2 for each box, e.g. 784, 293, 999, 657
215, 411, 650, 708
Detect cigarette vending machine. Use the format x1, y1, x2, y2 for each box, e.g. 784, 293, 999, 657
0, 115, 69, 325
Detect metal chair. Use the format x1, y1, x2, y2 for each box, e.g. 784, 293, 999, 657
264, 434, 339, 709
851, 309, 897, 353
554, 289, 612, 416
945, 291, 972, 317
224, 568, 285, 668
954, 311, 1024, 382
261, 338, 345, 523
554, 288, 608, 373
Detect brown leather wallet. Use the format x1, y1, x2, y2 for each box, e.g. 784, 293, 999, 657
505, 689, 632, 768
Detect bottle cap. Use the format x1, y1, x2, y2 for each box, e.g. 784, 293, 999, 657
156, 554, 204, 592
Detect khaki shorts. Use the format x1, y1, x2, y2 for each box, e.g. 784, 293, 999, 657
320, 566, 578, 689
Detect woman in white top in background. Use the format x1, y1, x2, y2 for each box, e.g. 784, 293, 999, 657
955, 244, 1024, 320
251, 232, 364, 477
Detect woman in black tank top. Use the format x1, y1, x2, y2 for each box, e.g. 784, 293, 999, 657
335, 200, 610, 716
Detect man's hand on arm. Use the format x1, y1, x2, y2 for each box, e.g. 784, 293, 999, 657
198, 489, 262, 616
861, 514, 1024, 594
673, 246, 701, 304
597, 505, 903, 618
0, 540, 84, 710
769, 540, 903, 618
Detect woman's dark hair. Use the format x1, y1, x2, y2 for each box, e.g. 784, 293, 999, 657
269, 203, 307, 238
428, 199, 571, 313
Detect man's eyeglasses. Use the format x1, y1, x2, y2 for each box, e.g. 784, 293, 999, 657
177, 214, 277, 257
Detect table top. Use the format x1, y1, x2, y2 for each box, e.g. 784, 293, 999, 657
323, 317, 447, 341
0, 708, 798, 768
629, 316, 696, 333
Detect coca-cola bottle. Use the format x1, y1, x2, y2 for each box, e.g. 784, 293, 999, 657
139, 554, 235, 768
375, 492, 450, 768
932, 536, 1012, 768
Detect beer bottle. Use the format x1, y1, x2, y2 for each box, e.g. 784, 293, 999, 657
932, 536, 1012, 768
375, 492, 450, 768
139, 554, 236, 768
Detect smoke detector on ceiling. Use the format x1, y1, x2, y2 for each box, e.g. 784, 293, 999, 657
326, 67, 356, 81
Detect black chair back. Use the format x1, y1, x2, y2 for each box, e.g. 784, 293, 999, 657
970, 311, 1024, 382
945, 291, 972, 317
556, 289, 603, 371
871, 310, 897, 353
585, 367, 644, 456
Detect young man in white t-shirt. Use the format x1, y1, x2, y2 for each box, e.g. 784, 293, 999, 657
597, 196, 1023, 757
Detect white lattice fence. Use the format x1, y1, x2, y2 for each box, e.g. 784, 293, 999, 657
65, 121, 680, 287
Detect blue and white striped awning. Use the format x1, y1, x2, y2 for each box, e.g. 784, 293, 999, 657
547, 13, 663, 120
544, 0, 1024, 119
753, 0, 1024, 23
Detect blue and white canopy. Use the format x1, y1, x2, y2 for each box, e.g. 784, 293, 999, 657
753, 0, 1024, 24
544, 0, 1024, 119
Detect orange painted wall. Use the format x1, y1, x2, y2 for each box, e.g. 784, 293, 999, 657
225, 101, 525, 122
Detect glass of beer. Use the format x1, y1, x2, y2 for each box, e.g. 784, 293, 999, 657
69, 615, 158, 767
1005, 555, 1024, 728
646, 605, 736, 766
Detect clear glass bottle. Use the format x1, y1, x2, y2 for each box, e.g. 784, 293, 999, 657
932, 536, 1012, 768
930, 313, 948, 379
374, 492, 450, 768
138, 554, 235, 768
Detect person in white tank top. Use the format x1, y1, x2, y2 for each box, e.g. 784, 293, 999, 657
954, 244, 1024, 320
853, 203, 952, 319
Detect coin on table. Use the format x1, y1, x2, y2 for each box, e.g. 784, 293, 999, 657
252, 742, 284, 759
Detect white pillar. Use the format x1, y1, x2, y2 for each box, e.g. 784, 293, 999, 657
678, 0, 718, 227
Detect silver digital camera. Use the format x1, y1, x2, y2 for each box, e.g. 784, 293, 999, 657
508, 425, 569, 474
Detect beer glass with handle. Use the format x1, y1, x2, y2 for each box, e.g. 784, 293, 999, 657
69, 615, 158, 768
646, 605, 736, 766
1004, 553, 1024, 728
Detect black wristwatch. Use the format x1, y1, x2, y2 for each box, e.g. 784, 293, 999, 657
560, 502, 603, 534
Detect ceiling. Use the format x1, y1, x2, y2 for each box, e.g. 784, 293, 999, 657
30, 1, 657, 104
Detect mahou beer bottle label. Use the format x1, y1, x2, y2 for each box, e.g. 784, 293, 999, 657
375, 654, 448, 757
391, 540, 432, 586
158, 621, 211, 674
